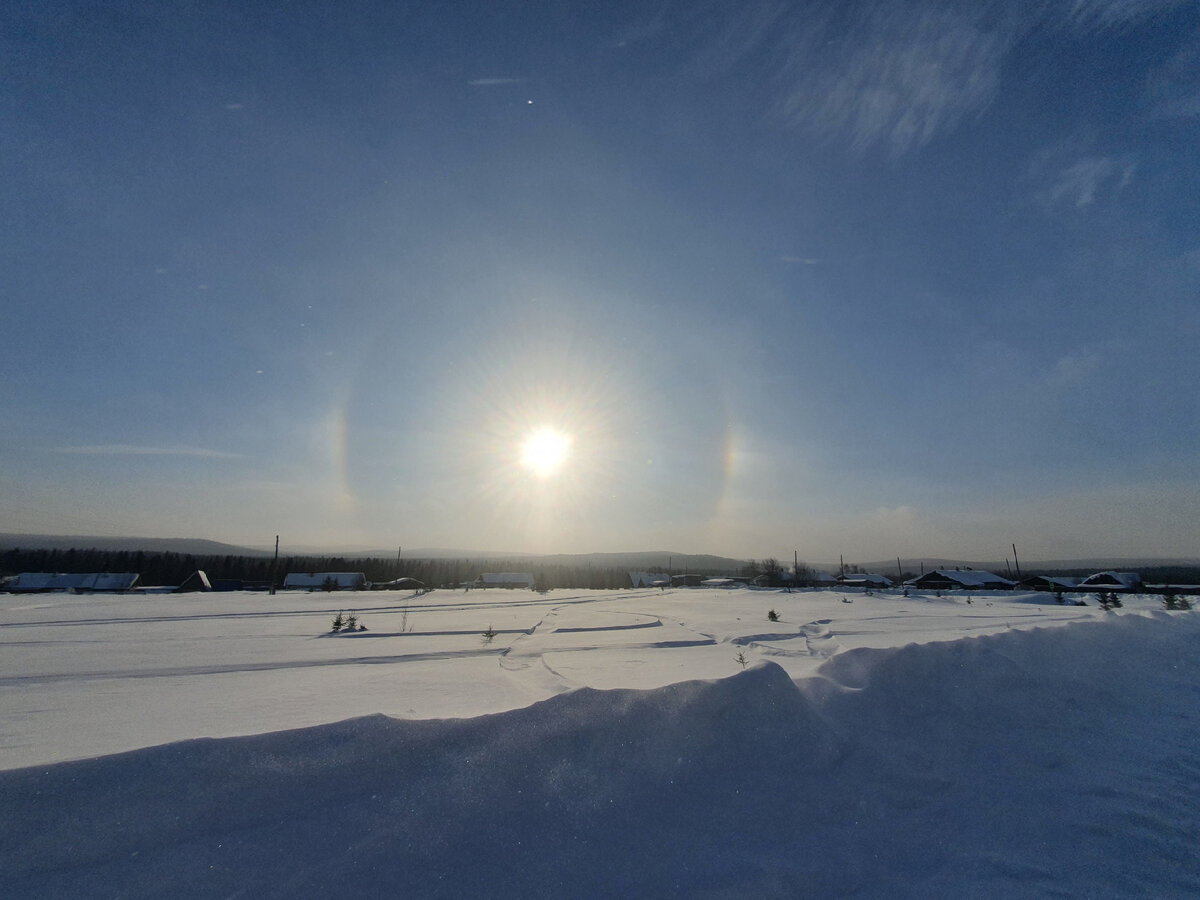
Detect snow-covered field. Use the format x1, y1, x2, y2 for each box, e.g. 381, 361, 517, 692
2, 587, 1198, 897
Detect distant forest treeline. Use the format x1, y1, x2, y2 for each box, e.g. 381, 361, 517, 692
3, 547, 1198, 591
0, 547, 733, 590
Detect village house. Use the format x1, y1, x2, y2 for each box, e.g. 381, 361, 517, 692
906, 569, 1015, 591
1078, 571, 1143, 592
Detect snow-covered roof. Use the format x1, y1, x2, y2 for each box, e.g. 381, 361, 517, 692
1079, 571, 1142, 589
12, 573, 80, 590
908, 570, 1015, 588
9, 572, 140, 591
838, 573, 893, 586
629, 571, 669, 588
83, 573, 141, 591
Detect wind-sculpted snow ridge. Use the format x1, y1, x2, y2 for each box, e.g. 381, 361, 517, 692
2, 614, 1198, 898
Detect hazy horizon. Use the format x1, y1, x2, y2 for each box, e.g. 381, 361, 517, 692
4, 2, 1198, 561
3, 531, 1197, 573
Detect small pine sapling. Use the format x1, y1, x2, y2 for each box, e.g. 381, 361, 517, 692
1163, 591, 1192, 611
331, 611, 345, 632
346, 613, 358, 630
734, 651, 749, 669
481, 624, 497, 644
767, 609, 779, 622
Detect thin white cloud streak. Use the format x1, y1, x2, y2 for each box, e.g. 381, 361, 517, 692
53, 444, 242, 459
1029, 151, 1137, 208
467, 77, 528, 86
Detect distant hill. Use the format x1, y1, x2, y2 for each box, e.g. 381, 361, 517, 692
345, 547, 534, 560
0, 536, 746, 573
513, 551, 746, 572
343, 549, 747, 572
0, 534, 274, 557
3, 535, 1193, 576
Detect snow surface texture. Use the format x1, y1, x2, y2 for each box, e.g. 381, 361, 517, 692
1, 589, 1198, 897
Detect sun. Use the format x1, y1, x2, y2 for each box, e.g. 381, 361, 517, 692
519, 427, 572, 477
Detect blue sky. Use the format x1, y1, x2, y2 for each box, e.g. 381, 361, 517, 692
3, 1, 1198, 562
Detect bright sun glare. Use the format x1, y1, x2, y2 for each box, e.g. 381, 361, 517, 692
519, 427, 571, 477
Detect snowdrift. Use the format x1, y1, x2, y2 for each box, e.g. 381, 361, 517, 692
2, 613, 1198, 898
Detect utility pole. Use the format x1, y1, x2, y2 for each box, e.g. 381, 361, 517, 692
269, 534, 279, 595
396, 545, 402, 578
1012, 544, 1022, 580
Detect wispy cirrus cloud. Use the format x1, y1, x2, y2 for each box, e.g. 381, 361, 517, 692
664, 0, 1191, 155
53, 444, 242, 459
774, 4, 1008, 156
1030, 151, 1136, 208
1061, 0, 1193, 29
467, 77, 528, 86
